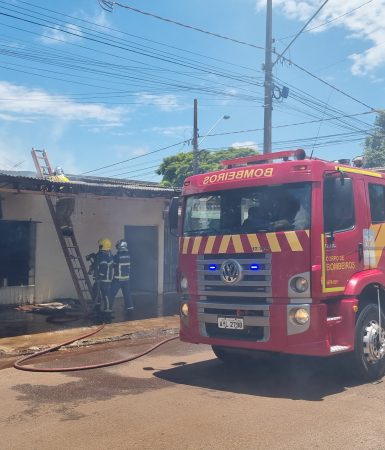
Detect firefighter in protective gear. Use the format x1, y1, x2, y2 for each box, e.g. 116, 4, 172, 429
92, 238, 114, 314
48, 166, 70, 183
48, 167, 74, 236
111, 239, 133, 312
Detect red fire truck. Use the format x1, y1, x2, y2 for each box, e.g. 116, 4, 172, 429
169, 149, 385, 381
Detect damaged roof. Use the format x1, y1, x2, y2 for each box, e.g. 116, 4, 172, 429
0, 170, 180, 199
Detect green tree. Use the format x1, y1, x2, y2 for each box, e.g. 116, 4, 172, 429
156, 147, 258, 186
364, 111, 385, 168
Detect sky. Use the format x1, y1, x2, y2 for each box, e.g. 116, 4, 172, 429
0, 0, 384, 182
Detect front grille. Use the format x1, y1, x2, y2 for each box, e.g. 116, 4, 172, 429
197, 253, 272, 300
203, 308, 265, 316
205, 296, 269, 304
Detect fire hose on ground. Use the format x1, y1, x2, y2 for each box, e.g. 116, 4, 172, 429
14, 324, 179, 372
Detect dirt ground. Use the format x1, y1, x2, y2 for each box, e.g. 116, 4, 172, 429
1, 337, 385, 450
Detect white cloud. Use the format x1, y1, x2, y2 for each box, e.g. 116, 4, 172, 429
85, 10, 110, 28
0, 81, 128, 125
39, 9, 110, 44
231, 141, 258, 150
148, 125, 192, 137
350, 42, 385, 76
257, 0, 385, 75
0, 113, 33, 123
136, 93, 181, 112
40, 24, 83, 44
111, 144, 149, 159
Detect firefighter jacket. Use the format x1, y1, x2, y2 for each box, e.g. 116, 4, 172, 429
113, 250, 131, 281
48, 174, 70, 182
95, 250, 114, 282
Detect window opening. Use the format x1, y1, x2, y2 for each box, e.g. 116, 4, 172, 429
368, 184, 385, 223
323, 177, 355, 233
0, 221, 36, 287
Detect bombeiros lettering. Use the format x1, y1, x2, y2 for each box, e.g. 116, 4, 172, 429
203, 167, 274, 185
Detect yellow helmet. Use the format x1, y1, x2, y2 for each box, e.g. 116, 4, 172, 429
98, 238, 112, 251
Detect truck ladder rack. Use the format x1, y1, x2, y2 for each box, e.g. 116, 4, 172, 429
31, 148, 92, 312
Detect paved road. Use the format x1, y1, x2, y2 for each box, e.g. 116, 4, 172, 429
1, 338, 384, 450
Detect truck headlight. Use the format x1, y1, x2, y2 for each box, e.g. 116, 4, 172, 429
290, 308, 310, 325
290, 276, 309, 293
180, 274, 188, 291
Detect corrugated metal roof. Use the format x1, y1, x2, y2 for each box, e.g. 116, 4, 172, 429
0, 170, 180, 198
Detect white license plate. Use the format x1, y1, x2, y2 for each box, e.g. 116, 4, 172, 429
217, 317, 244, 330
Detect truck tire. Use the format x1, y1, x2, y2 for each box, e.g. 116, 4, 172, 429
351, 303, 385, 382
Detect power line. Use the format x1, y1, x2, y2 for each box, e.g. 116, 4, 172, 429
3, 0, 374, 117
273, 0, 330, 66
99, 1, 265, 51
95, 122, 376, 178
81, 139, 190, 174
273, 76, 373, 131
0, 2, 263, 90
0, 6, 263, 89
14, 0, 260, 74
203, 129, 372, 154
93, 111, 376, 176
0, 25, 263, 103
97, 0, 377, 112
207, 111, 374, 137
105, 163, 161, 178
279, 55, 377, 112
278, 0, 375, 40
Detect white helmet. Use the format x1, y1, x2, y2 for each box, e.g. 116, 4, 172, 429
55, 166, 64, 175
116, 239, 128, 250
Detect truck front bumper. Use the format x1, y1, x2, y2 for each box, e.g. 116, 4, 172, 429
180, 298, 358, 357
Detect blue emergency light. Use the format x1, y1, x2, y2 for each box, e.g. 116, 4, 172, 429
249, 264, 260, 271
209, 264, 217, 271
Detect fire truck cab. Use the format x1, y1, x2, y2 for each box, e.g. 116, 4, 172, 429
170, 149, 385, 381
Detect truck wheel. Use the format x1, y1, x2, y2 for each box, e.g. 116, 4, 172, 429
351, 303, 385, 382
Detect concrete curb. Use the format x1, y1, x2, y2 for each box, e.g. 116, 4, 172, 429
0, 315, 180, 356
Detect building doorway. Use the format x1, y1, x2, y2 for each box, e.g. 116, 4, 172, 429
124, 225, 158, 293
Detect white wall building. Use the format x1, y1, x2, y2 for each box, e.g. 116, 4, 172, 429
0, 172, 178, 306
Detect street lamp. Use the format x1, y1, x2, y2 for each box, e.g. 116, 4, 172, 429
198, 115, 231, 146
192, 114, 230, 174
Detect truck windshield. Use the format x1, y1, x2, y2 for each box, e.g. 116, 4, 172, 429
183, 182, 311, 236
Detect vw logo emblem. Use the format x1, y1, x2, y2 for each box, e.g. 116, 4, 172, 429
220, 259, 242, 284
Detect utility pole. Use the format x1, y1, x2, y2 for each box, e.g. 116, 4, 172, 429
263, 0, 273, 154
192, 98, 199, 174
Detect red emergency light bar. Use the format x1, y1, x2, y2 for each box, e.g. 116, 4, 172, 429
221, 149, 306, 168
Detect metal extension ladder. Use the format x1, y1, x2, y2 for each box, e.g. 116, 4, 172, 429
31, 148, 92, 312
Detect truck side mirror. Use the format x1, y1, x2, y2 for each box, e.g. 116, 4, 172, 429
168, 197, 180, 236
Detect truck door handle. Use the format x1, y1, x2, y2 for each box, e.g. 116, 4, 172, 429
358, 242, 363, 262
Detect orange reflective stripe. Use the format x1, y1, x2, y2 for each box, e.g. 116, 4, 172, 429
204, 236, 216, 254
266, 232, 281, 252
284, 231, 303, 251
191, 237, 202, 254
219, 235, 231, 253
247, 234, 262, 252
231, 235, 244, 253
182, 237, 190, 254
